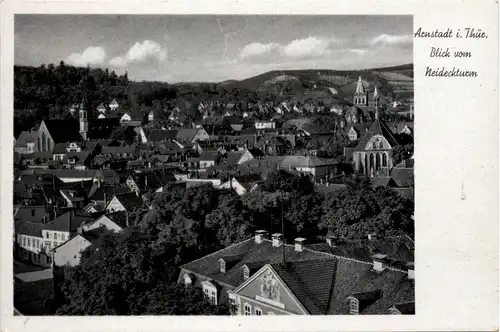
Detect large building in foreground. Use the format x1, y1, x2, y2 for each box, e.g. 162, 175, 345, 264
178, 231, 415, 315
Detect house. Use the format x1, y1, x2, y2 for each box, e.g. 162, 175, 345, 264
59, 189, 85, 208
80, 214, 123, 233
199, 150, 220, 169
16, 210, 94, 266
109, 99, 119, 110
279, 155, 338, 180
96, 103, 106, 114
179, 231, 414, 315
218, 174, 262, 196
52, 234, 93, 267
222, 150, 254, 166
147, 129, 178, 143
347, 124, 371, 141
175, 128, 210, 144
15, 130, 37, 154
55, 169, 98, 183
255, 121, 276, 130
106, 192, 144, 215
52, 226, 114, 267
126, 170, 176, 195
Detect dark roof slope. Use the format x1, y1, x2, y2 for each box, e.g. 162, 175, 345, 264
272, 259, 337, 314
43, 211, 94, 232
180, 238, 330, 287
113, 192, 144, 211
44, 120, 82, 143
356, 118, 400, 149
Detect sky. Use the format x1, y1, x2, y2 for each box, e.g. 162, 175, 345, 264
15, 15, 413, 83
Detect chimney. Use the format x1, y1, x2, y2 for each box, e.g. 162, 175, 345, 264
272, 233, 283, 247
254, 230, 268, 244
294, 237, 306, 252
407, 262, 415, 280
77, 226, 83, 235
326, 235, 338, 247
371, 253, 387, 272
368, 233, 377, 241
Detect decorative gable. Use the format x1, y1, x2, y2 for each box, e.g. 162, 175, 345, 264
234, 265, 307, 314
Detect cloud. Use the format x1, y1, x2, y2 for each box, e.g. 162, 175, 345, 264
370, 34, 412, 46
239, 36, 341, 61
283, 37, 336, 58
110, 40, 167, 67
239, 42, 281, 59
65, 46, 107, 66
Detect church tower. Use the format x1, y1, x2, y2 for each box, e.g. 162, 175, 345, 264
353, 76, 368, 106
79, 100, 88, 140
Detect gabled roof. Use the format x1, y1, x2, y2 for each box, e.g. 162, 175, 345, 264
233, 174, 262, 191
43, 211, 94, 233
280, 155, 336, 168
110, 192, 144, 212
176, 128, 200, 142
356, 119, 400, 150
148, 129, 178, 142
180, 238, 330, 288
15, 131, 37, 147
43, 120, 82, 143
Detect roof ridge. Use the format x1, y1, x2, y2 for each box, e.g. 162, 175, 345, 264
180, 237, 254, 269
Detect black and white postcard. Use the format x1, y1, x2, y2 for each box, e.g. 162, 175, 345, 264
0, 1, 498, 331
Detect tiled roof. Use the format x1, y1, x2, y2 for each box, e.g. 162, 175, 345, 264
112, 192, 144, 212
180, 238, 331, 288
390, 168, 414, 188
272, 259, 337, 314
356, 119, 400, 150
16, 221, 45, 237
148, 129, 178, 142
55, 169, 98, 179
307, 236, 414, 266
43, 211, 94, 232
15, 131, 37, 147
175, 128, 199, 142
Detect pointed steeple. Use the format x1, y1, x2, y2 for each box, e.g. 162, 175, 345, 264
373, 85, 379, 99
355, 76, 365, 94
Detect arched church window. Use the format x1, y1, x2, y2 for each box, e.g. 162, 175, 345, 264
372, 141, 377, 149
369, 154, 374, 170
379, 141, 383, 149
382, 153, 388, 167
376, 153, 381, 170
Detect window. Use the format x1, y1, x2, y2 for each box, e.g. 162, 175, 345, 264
349, 298, 359, 315
28, 238, 32, 247
244, 303, 251, 316
210, 291, 216, 305
46, 256, 52, 264
255, 307, 262, 316
52, 241, 57, 248
243, 266, 250, 280
219, 259, 226, 273
36, 239, 40, 248
22, 237, 26, 247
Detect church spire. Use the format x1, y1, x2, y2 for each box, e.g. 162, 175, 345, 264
355, 76, 365, 94
373, 85, 379, 99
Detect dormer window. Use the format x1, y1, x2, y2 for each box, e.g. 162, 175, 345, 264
348, 298, 360, 315
218, 258, 226, 273
243, 265, 250, 279
183, 274, 192, 286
